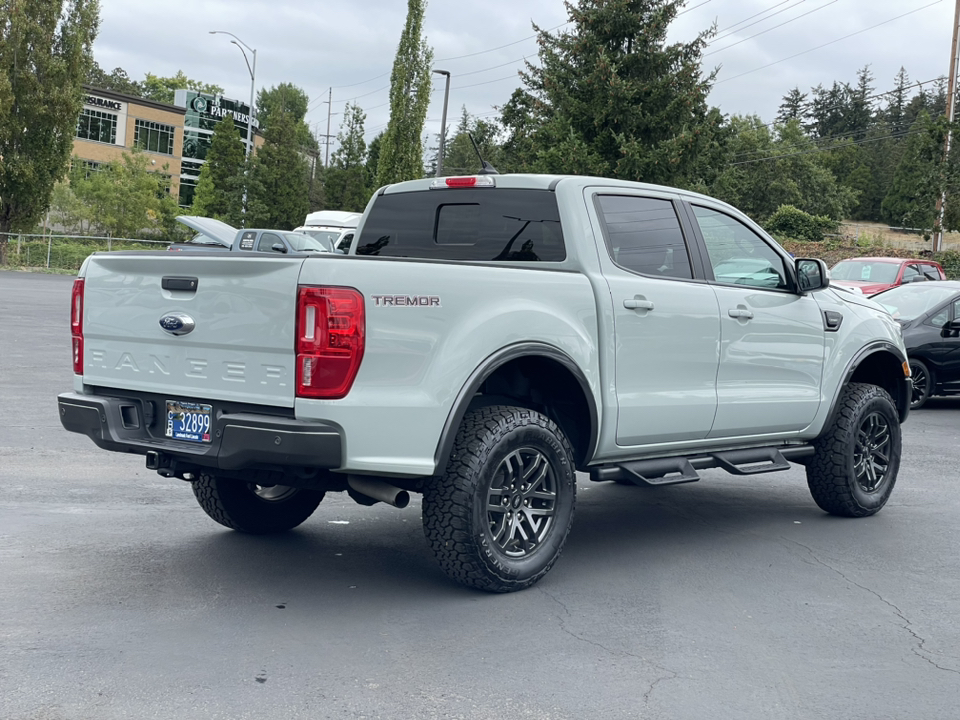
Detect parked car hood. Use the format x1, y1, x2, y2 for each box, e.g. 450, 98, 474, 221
175, 216, 238, 247
830, 279, 893, 296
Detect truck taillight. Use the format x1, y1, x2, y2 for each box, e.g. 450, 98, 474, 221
71, 278, 84, 375
296, 286, 365, 399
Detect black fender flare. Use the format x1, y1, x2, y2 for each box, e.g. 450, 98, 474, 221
432, 342, 599, 474
825, 341, 911, 426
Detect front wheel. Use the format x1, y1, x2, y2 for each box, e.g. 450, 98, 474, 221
806, 383, 901, 518
422, 406, 577, 593
191, 473, 324, 534
909, 358, 933, 409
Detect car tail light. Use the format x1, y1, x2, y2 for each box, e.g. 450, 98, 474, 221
429, 175, 496, 189
71, 278, 84, 375
296, 286, 365, 399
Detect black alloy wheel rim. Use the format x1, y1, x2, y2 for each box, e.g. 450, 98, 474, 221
853, 411, 892, 493
910, 363, 929, 407
486, 448, 558, 558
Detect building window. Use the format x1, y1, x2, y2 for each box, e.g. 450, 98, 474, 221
134, 119, 175, 155
69, 159, 104, 178
76, 108, 117, 144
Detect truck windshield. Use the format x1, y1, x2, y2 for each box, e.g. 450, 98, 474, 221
287, 232, 334, 253
356, 189, 565, 262
832, 260, 900, 284
874, 284, 958, 321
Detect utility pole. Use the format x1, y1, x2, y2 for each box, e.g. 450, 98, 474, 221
934, 0, 960, 252
325, 87, 333, 168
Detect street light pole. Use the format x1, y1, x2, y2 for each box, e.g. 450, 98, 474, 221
209, 31, 257, 160
433, 69, 451, 177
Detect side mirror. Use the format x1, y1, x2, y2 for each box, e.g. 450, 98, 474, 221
795, 258, 830, 293
271, 243, 288, 254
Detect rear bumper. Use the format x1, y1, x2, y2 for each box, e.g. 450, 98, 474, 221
58, 392, 342, 471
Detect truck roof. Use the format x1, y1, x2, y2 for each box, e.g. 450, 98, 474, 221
304, 210, 362, 228
380, 173, 734, 207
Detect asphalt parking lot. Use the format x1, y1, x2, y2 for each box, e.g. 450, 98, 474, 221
2, 269, 959, 720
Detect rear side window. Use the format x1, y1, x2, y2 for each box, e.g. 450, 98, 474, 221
596, 195, 692, 279
356, 189, 565, 261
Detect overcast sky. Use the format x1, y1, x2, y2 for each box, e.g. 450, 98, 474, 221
93, 0, 955, 155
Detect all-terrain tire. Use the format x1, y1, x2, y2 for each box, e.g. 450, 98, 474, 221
422, 405, 577, 593
191, 473, 324, 534
806, 382, 901, 518
908, 358, 933, 410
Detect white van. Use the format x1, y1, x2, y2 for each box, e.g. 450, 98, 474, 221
295, 210, 362, 254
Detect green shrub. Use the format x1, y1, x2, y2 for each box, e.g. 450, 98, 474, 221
935, 249, 960, 280
765, 205, 839, 242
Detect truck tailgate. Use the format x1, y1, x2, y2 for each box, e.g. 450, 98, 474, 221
80, 253, 305, 407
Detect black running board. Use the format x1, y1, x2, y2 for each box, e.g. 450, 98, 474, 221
590, 446, 814, 486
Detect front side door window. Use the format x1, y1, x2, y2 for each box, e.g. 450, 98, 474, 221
902, 264, 921, 284
257, 232, 283, 253
693, 206, 790, 291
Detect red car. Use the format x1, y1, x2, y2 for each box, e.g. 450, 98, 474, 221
830, 257, 946, 296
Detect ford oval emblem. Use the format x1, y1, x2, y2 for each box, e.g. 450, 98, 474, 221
159, 312, 195, 336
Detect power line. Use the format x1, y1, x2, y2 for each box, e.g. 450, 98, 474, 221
710, 0, 794, 37
728, 127, 926, 166
678, 0, 714, 17
710, 0, 809, 44
706, 0, 840, 56
436, 21, 570, 62
715, 0, 945, 85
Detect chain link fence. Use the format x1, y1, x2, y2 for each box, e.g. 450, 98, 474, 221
0, 233, 171, 272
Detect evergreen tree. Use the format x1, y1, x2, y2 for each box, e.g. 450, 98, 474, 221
256, 83, 317, 153
442, 107, 502, 175
376, 0, 433, 186
190, 112, 246, 225
325, 103, 370, 212
808, 82, 849, 139
246, 109, 309, 229
881, 111, 943, 229
847, 66, 875, 141
776, 87, 808, 126
0, 0, 100, 262
501, 0, 723, 186
886, 68, 911, 136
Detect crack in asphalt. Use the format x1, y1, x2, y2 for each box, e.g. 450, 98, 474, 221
536, 586, 679, 704
783, 537, 960, 675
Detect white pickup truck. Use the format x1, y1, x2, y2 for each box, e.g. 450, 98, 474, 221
59, 174, 912, 592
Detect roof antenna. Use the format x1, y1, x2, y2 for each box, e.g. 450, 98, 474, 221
468, 133, 499, 175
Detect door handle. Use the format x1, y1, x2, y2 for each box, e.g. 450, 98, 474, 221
728, 308, 754, 320
624, 298, 655, 311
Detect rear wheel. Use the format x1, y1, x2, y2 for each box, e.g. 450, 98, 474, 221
806, 383, 901, 518
422, 405, 577, 593
909, 358, 933, 409
191, 473, 324, 534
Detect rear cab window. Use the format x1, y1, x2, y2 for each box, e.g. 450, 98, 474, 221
595, 195, 693, 279
356, 189, 565, 262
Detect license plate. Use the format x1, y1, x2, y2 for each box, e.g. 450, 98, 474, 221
165, 400, 213, 443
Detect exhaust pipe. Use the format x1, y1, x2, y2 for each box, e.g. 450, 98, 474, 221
347, 476, 410, 509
